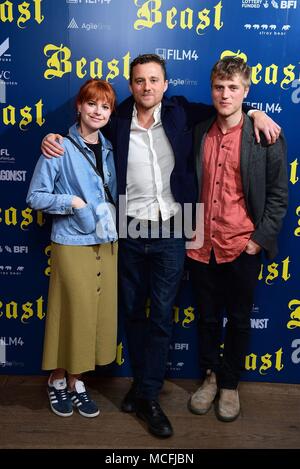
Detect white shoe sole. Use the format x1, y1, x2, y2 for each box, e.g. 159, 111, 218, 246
76, 407, 100, 418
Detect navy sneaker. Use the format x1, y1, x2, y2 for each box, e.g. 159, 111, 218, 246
68, 380, 100, 418
47, 378, 73, 417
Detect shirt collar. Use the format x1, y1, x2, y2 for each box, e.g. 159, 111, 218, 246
132, 103, 162, 126
216, 115, 244, 135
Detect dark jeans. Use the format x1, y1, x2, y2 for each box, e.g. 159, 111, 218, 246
119, 219, 186, 400
188, 249, 261, 389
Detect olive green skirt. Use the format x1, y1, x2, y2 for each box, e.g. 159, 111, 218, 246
42, 242, 118, 374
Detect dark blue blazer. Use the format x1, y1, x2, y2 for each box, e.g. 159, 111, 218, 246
108, 95, 216, 206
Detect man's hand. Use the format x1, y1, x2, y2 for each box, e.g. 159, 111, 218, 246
251, 111, 281, 144
244, 239, 262, 255
41, 133, 64, 158
71, 196, 87, 209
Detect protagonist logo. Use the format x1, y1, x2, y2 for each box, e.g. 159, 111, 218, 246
0, 170, 26, 181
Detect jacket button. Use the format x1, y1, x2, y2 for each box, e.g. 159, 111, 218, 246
107, 171, 111, 177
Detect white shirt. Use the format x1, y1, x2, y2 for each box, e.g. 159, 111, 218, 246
126, 103, 179, 221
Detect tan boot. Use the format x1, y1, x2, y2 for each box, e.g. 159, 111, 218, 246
188, 371, 217, 415
216, 388, 240, 422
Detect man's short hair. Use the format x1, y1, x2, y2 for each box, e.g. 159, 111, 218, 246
129, 54, 167, 83
211, 57, 251, 88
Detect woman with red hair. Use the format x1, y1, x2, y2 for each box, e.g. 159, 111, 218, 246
27, 79, 118, 418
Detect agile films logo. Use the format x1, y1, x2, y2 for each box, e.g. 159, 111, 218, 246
66, 0, 112, 30
241, 0, 297, 8
67, 17, 111, 31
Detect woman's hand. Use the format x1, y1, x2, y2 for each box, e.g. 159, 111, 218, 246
71, 196, 87, 209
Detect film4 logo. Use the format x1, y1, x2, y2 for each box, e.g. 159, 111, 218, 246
155, 48, 199, 61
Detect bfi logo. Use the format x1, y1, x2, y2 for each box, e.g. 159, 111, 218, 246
14, 246, 28, 254
266, 0, 298, 7
155, 48, 199, 61
280, 1, 297, 7
174, 343, 189, 351
0, 245, 28, 254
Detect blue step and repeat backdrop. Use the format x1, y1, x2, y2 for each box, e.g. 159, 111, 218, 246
0, 0, 300, 383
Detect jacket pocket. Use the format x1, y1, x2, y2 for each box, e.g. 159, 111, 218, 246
69, 204, 95, 234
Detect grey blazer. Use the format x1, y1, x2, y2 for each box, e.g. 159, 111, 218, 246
193, 114, 288, 260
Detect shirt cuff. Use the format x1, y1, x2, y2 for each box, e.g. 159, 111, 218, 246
60, 194, 74, 214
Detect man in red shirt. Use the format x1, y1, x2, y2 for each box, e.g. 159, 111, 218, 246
187, 57, 288, 422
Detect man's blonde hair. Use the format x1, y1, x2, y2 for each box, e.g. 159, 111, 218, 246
211, 57, 251, 88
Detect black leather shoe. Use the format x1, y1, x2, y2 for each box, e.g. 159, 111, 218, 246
136, 399, 173, 438
121, 386, 137, 413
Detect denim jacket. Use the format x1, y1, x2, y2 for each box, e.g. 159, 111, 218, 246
26, 123, 117, 245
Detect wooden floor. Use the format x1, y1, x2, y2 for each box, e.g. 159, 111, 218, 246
0, 375, 299, 450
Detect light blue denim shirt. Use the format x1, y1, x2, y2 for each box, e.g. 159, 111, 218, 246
26, 123, 117, 245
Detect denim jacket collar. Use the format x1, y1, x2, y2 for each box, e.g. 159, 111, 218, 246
68, 123, 113, 154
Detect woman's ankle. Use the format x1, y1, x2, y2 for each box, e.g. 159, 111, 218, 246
67, 374, 81, 391
49, 368, 66, 384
